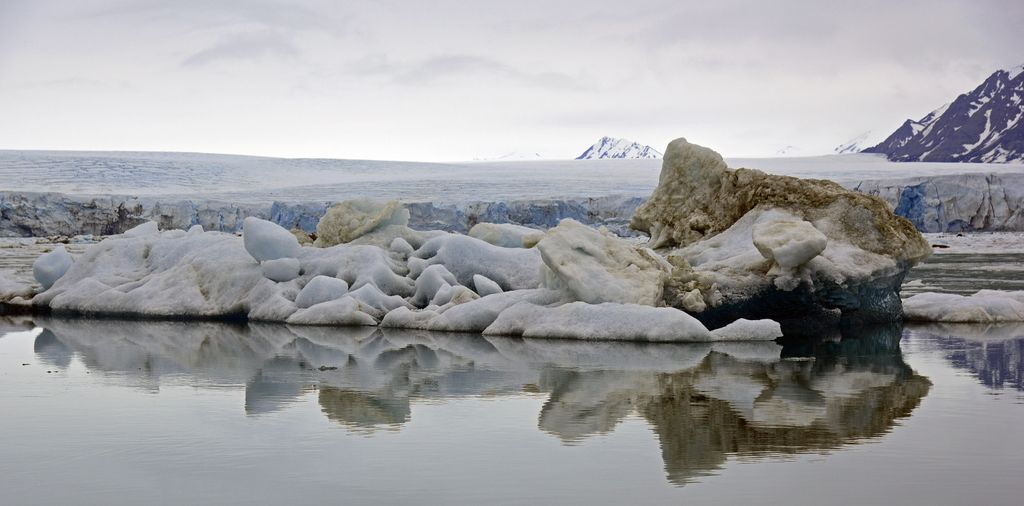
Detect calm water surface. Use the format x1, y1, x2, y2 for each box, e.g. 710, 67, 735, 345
1, 316, 1022, 505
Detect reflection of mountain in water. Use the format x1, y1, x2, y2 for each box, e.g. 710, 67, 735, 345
907, 323, 1024, 391
24, 317, 930, 486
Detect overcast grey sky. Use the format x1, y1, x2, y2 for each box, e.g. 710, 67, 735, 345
0, 0, 1021, 161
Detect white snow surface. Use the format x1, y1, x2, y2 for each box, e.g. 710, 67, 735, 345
903, 290, 1024, 322
2, 151, 1022, 207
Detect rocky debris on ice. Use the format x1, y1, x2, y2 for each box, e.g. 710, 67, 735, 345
314, 199, 411, 247
903, 290, 1024, 322
631, 138, 931, 326
32, 245, 73, 290
536, 219, 670, 306
468, 222, 544, 248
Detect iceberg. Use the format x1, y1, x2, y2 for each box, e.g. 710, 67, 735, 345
631, 138, 931, 327
903, 290, 1024, 322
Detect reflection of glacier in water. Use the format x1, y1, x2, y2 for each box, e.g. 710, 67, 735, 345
27, 317, 930, 485
906, 323, 1024, 392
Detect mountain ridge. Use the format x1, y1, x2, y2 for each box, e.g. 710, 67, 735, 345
862, 64, 1024, 163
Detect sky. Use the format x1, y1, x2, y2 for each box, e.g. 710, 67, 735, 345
0, 0, 1021, 161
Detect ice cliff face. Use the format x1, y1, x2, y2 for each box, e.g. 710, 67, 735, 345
0, 191, 643, 238
576, 137, 662, 159
863, 64, 1024, 163
850, 172, 1024, 232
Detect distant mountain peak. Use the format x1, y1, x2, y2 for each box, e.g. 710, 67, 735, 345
576, 136, 662, 160
862, 66, 1024, 163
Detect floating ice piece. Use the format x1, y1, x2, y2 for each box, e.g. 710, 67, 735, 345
315, 199, 410, 247
32, 245, 73, 290
752, 220, 827, 269
537, 219, 669, 306
295, 275, 349, 308
261, 258, 300, 282
243, 217, 300, 262
632, 138, 930, 324
413, 234, 542, 290
709, 318, 783, 341
286, 296, 377, 326
473, 274, 503, 297
187, 224, 204, 235
468, 222, 544, 248
483, 301, 777, 342
903, 290, 1024, 322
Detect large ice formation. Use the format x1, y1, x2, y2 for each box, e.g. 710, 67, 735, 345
632, 138, 931, 326
13, 200, 784, 341
903, 290, 1024, 322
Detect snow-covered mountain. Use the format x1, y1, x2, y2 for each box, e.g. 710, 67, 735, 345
576, 137, 662, 159
863, 64, 1024, 163
834, 131, 881, 154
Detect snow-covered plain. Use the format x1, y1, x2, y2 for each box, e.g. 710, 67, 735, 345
3, 150, 1022, 203
3, 150, 1024, 237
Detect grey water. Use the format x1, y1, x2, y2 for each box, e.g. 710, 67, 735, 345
1, 316, 1022, 506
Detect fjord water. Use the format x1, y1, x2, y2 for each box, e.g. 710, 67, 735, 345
1, 317, 1021, 505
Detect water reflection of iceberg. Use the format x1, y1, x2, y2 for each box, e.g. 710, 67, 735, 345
26, 317, 930, 485
907, 322, 1024, 391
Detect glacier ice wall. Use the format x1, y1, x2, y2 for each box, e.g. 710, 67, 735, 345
850, 172, 1024, 233
2, 171, 1021, 237
0, 191, 644, 237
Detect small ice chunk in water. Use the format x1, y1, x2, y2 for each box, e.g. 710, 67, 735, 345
33, 245, 73, 290
709, 318, 783, 341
